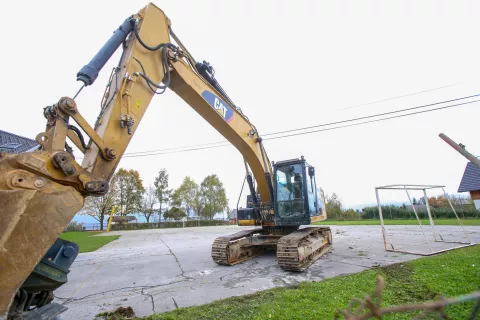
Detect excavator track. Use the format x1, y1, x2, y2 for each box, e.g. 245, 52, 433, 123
212, 228, 271, 265
277, 226, 332, 271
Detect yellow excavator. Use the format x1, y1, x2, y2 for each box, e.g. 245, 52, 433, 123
0, 3, 332, 319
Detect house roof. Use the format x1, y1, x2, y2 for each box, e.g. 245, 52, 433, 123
458, 162, 480, 192
0, 130, 40, 154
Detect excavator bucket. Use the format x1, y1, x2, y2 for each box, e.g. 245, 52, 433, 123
0, 152, 84, 319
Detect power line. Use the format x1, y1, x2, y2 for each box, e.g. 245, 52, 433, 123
264, 99, 480, 140
110, 98, 480, 158
263, 93, 480, 137
123, 143, 229, 158
77, 143, 229, 160
121, 92, 480, 156
124, 140, 227, 155
336, 83, 459, 111
77, 93, 479, 159
81, 83, 463, 158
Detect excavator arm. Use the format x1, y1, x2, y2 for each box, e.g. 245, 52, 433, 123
0, 3, 275, 317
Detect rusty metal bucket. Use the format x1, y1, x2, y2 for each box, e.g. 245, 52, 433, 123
0, 152, 84, 318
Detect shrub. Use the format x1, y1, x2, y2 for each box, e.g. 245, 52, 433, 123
65, 221, 84, 232
361, 205, 479, 220
111, 219, 228, 231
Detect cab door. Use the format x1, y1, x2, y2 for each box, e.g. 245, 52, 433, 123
306, 166, 328, 222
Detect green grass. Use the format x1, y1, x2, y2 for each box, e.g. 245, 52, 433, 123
313, 218, 480, 226
59, 232, 120, 253
136, 245, 480, 320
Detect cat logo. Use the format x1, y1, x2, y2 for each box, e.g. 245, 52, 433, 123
201, 90, 234, 123
214, 97, 228, 119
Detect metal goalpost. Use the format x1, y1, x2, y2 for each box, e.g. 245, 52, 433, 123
375, 184, 475, 255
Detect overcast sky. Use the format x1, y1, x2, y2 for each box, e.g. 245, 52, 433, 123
3, 0, 480, 209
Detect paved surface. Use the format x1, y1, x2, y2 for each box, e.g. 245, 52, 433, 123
55, 225, 479, 319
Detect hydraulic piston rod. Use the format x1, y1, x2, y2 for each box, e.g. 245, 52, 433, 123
77, 18, 134, 86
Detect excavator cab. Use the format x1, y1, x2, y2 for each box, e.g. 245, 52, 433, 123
273, 157, 325, 226
237, 157, 327, 226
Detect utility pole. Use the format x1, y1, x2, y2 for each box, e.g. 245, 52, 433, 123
439, 133, 480, 169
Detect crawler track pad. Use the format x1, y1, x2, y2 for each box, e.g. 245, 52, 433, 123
212, 228, 273, 265
277, 226, 332, 271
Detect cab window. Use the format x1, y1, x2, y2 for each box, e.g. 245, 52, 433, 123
275, 164, 305, 217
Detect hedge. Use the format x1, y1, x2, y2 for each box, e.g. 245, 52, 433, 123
362, 205, 479, 220
111, 220, 228, 231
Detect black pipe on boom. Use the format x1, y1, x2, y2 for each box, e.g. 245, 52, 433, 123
196, 61, 238, 109
246, 174, 261, 224
246, 174, 258, 206
264, 172, 274, 204
77, 17, 135, 86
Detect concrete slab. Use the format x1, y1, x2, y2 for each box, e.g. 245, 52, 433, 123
55, 225, 479, 319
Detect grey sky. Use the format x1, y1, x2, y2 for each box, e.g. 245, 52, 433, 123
2, 0, 480, 209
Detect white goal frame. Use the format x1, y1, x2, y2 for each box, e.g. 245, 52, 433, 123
375, 184, 475, 255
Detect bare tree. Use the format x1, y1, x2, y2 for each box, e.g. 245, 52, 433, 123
139, 185, 158, 223
336, 275, 480, 319
80, 188, 117, 231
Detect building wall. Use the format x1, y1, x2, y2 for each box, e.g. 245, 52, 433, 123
469, 190, 480, 200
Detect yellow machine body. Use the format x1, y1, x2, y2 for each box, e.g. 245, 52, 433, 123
0, 4, 331, 318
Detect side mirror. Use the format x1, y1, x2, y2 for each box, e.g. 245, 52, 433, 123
308, 166, 315, 177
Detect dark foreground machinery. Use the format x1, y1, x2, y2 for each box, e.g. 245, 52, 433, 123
7, 239, 78, 319
0, 3, 330, 318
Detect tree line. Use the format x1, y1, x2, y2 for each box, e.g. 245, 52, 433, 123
81, 168, 228, 230
325, 192, 478, 221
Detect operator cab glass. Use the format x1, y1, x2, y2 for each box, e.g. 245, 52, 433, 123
276, 163, 305, 219
274, 158, 321, 226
